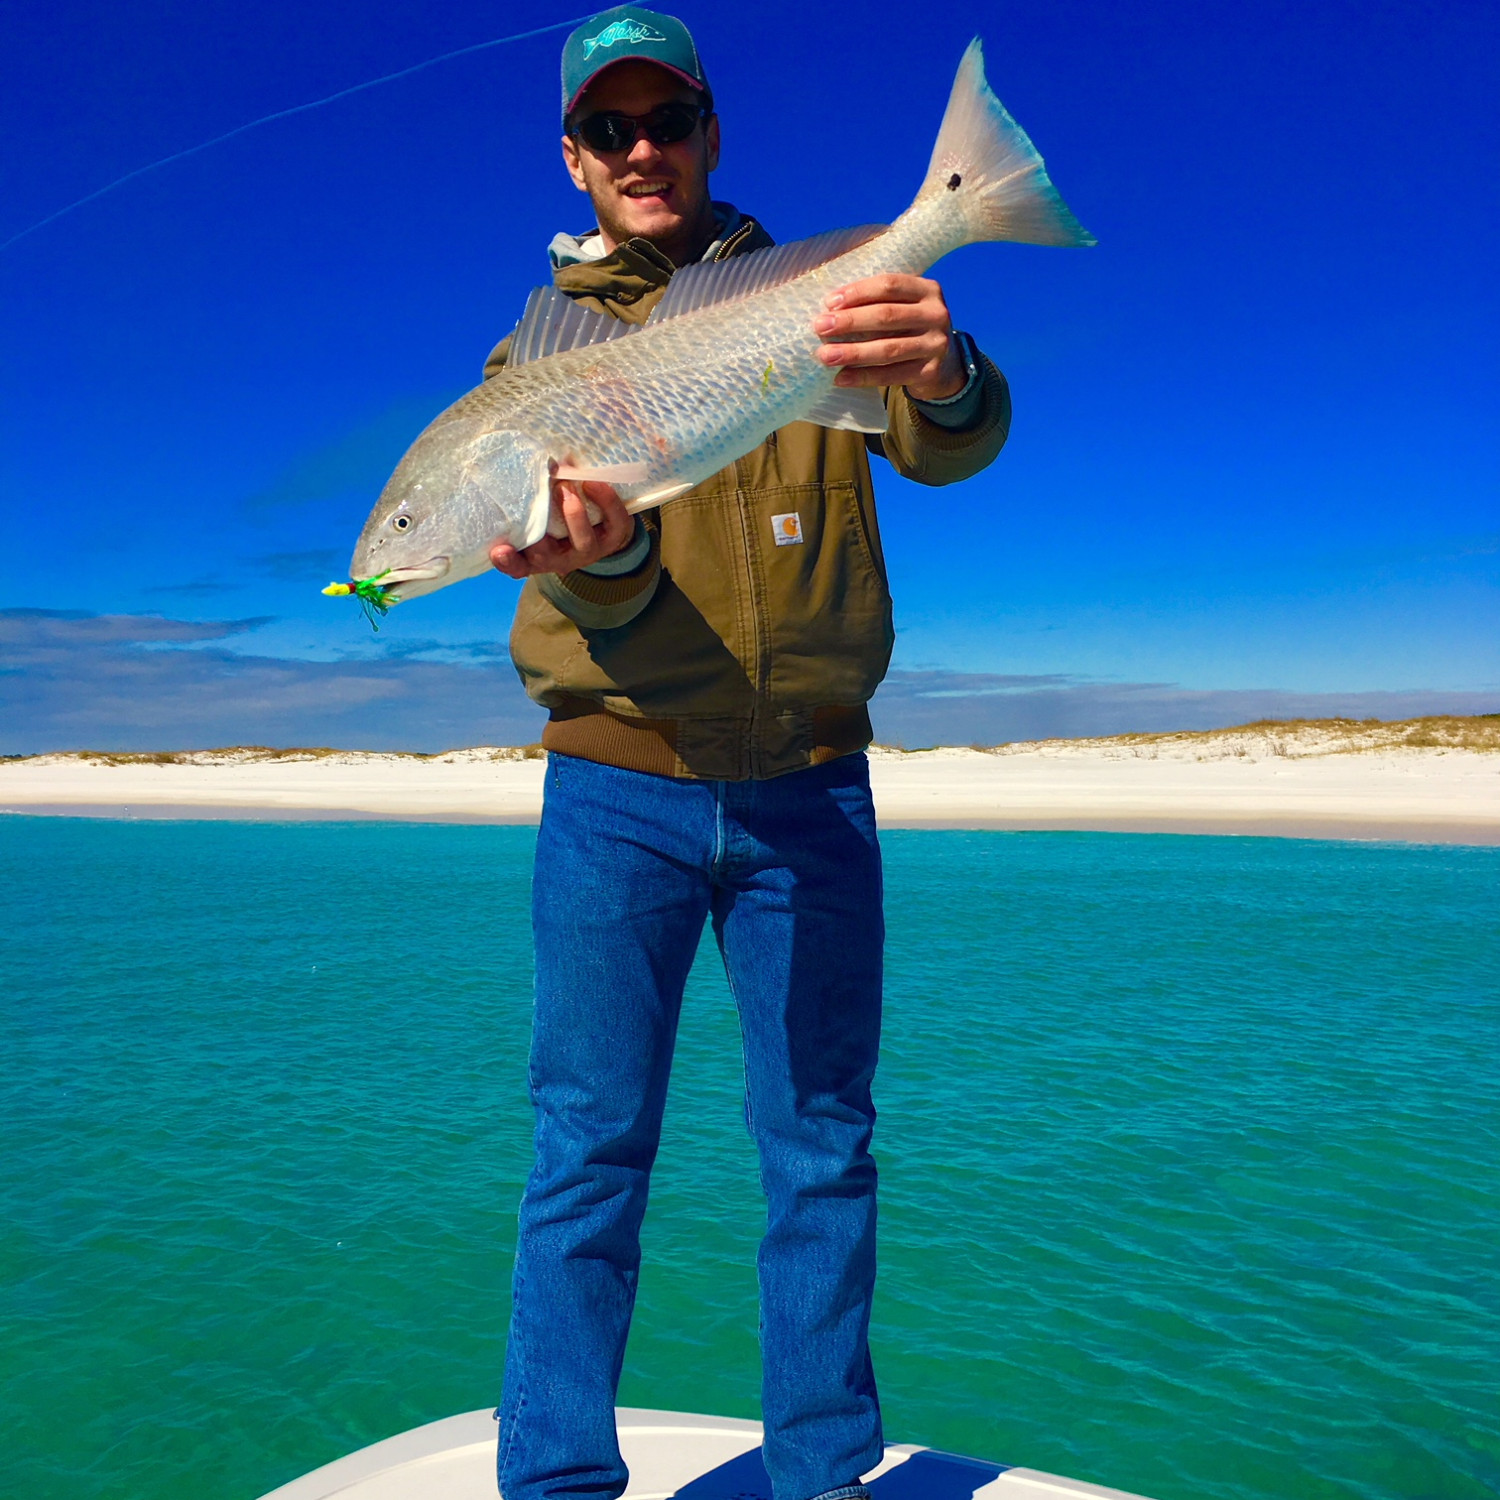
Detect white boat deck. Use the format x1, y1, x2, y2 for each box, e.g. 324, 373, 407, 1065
257, 1407, 1153, 1499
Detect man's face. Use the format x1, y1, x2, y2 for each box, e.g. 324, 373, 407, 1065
561, 60, 720, 261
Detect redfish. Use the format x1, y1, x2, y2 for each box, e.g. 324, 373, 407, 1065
328, 40, 1093, 615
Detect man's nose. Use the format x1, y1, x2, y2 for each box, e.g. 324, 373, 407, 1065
626, 134, 664, 170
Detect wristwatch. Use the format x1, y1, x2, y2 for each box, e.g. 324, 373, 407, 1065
916, 329, 981, 406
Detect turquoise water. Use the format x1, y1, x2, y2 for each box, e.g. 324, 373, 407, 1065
4, 817, 1498, 1500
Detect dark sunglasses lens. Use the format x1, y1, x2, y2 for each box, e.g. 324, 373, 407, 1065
576, 104, 701, 152
643, 104, 700, 144
577, 113, 636, 152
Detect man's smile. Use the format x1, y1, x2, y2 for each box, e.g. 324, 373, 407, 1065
623, 179, 673, 199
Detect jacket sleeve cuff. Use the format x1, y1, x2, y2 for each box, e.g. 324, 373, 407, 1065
535, 516, 661, 630
872, 349, 1012, 486
908, 331, 986, 431
579, 517, 650, 576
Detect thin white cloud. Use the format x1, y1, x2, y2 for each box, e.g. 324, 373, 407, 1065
1, 609, 542, 753
0, 609, 270, 648
4, 611, 1495, 756
873, 668, 1500, 747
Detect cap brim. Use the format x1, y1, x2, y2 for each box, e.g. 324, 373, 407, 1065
564, 58, 706, 118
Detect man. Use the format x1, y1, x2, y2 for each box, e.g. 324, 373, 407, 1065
486, 10, 1011, 1500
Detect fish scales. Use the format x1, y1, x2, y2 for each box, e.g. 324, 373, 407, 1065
335, 40, 1094, 608
462, 246, 900, 489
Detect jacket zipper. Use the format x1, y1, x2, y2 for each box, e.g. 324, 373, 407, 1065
731, 454, 768, 779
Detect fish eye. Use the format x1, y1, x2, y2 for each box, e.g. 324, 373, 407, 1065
393, 514, 413, 531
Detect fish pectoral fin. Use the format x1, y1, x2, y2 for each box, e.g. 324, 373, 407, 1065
804, 385, 890, 434
623, 481, 694, 512
552, 461, 653, 486
546, 460, 682, 529
523, 459, 557, 548
544, 461, 690, 520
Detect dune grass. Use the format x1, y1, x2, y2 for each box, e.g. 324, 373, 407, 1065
4, 745, 548, 766
956, 714, 1500, 758
6, 717, 1498, 764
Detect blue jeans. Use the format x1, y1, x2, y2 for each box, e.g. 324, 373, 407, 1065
499, 751, 885, 1500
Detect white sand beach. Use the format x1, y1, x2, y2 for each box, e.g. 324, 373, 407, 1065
4, 719, 1497, 843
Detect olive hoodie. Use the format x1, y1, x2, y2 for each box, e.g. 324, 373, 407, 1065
484, 211, 1011, 781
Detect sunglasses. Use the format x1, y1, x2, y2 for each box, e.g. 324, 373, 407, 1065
571, 100, 707, 154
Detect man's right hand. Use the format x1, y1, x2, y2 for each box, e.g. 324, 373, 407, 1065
490, 480, 633, 579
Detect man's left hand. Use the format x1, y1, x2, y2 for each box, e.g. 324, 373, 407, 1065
489, 480, 633, 579
812, 274, 966, 402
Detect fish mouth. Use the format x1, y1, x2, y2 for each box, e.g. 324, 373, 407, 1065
374, 558, 450, 586
352, 557, 452, 601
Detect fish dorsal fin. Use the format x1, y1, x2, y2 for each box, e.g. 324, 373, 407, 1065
508, 286, 638, 367
647, 224, 888, 325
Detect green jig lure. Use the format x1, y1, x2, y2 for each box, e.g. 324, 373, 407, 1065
322, 572, 395, 630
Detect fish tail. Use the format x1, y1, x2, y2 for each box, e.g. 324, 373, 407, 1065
922, 38, 1096, 248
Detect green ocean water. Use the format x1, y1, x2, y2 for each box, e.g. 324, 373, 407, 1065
4, 817, 1498, 1500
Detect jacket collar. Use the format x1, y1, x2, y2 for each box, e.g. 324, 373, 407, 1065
550, 209, 774, 308
548, 200, 749, 269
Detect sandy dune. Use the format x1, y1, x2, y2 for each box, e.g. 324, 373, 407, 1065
5, 721, 1497, 843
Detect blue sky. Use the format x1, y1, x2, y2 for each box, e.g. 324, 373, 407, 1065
2, 0, 1496, 750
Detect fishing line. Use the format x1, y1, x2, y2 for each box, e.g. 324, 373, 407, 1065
0, 11, 594, 253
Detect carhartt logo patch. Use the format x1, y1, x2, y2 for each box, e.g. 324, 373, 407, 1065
772, 512, 803, 546
582, 20, 667, 58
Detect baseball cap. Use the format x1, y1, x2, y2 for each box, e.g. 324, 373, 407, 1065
561, 6, 710, 122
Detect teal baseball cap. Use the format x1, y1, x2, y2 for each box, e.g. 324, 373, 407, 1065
561, 6, 710, 122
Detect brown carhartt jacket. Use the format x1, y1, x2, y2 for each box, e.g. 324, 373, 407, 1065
484, 216, 1011, 780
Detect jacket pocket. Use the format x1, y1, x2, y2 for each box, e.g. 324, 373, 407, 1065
749, 481, 895, 706
521, 472, 760, 720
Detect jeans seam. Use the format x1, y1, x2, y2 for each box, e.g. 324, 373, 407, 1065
711, 779, 727, 879
497, 1270, 527, 1486
497, 1387, 526, 1489
722, 951, 758, 1144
